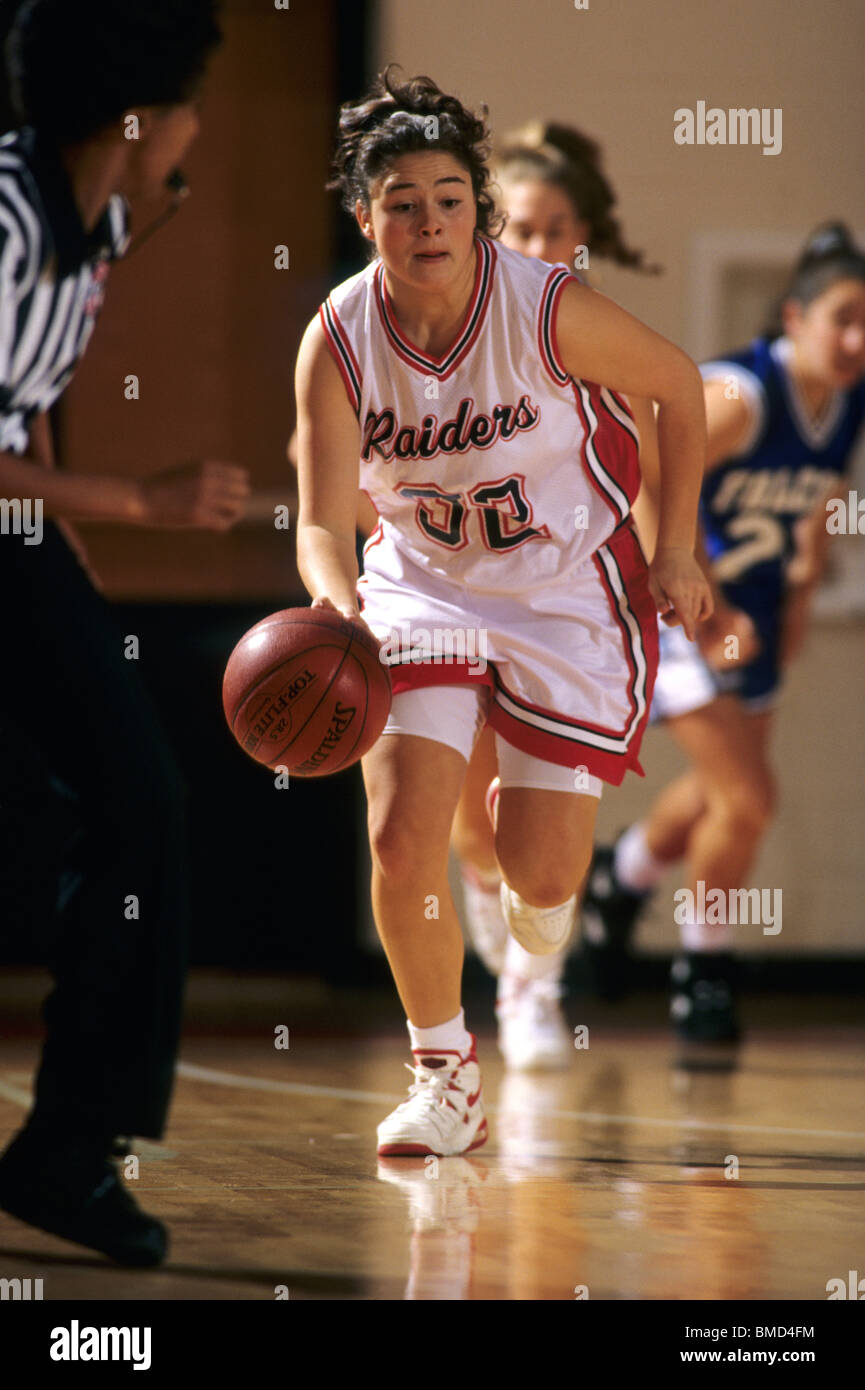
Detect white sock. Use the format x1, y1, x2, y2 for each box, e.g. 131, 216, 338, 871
499, 931, 567, 989
407, 1009, 473, 1056
680, 913, 734, 953
614, 822, 668, 893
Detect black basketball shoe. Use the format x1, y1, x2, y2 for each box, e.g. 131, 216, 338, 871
669, 950, 742, 1056
0, 1126, 167, 1266
580, 842, 649, 1001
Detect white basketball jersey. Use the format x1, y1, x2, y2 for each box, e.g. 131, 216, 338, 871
320, 235, 641, 596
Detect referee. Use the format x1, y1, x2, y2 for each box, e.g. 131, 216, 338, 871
0, 0, 248, 1265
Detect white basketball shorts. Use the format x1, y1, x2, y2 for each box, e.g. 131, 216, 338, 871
357, 514, 658, 788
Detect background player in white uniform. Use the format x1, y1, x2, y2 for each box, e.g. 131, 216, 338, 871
581, 224, 865, 1051
449, 119, 664, 1071
294, 68, 711, 1158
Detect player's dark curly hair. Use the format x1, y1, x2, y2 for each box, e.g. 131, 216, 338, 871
496, 120, 660, 274
4, 0, 222, 144
763, 222, 865, 339
327, 66, 504, 255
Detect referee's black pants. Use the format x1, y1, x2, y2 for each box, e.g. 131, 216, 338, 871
0, 522, 188, 1141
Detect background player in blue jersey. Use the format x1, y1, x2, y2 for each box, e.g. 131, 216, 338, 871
582, 224, 865, 1049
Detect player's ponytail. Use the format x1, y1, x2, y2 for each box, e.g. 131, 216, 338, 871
496, 119, 661, 274
763, 221, 865, 339
328, 65, 504, 255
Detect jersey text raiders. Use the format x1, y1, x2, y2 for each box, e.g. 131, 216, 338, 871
320, 234, 640, 596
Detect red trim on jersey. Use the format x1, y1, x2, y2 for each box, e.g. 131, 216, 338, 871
571, 379, 639, 526
537, 273, 640, 525
374, 235, 497, 380
384, 660, 495, 698
597, 386, 641, 504
546, 270, 578, 380
360, 518, 385, 559
537, 267, 572, 386
593, 518, 658, 776
608, 388, 636, 423
319, 300, 362, 416
486, 703, 639, 784
488, 519, 656, 786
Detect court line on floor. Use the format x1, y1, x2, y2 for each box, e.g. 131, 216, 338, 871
175, 1062, 865, 1142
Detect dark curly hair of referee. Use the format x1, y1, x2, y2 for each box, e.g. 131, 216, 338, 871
3, 0, 222, 145
328, 65, 505, 251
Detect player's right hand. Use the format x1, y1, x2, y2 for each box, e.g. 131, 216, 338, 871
311, 594, 379, 645
695, 602, 760, 671
139, 460, 251, 531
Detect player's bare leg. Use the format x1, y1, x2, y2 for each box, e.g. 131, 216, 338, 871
450, 726, 510, 975
580, 697, 774, 1021
495, 786, 599, 953
640, 770, 707, 865
451, 725, 498, 875
663, 701, 776, 896
646, 701, 776, 1046
362, 732, 488, 1156
486, 784, 597, 1067
362, 733, 467, 1026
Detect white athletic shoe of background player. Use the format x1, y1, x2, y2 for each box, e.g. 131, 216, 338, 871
376, 1040, 488, 1157
460, 861, 509, 975
497, 967, 572, 1071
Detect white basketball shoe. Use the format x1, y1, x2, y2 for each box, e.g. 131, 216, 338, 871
377, 1038, 488, 1157
460, 862, 507, 975
497, 975, 572, 1071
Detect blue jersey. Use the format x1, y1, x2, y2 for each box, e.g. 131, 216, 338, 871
699, 336, 865, 615
695, 336, 865, 706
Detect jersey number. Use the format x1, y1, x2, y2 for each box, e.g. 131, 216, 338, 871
396, 476, 550, 552
712, 513, 786, 582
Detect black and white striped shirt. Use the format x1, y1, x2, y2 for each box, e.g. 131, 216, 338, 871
0, 126, 128, 456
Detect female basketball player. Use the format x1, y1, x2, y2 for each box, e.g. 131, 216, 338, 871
450, 120, 663, 1071
582, 224, 865, 1046
294, 69, 712, 1157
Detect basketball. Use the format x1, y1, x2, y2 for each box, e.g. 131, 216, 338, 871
222, 607, 392, 777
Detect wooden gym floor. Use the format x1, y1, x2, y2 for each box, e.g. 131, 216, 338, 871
0, 974, 862, 1301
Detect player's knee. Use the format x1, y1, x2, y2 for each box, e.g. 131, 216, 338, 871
498, 853, 582, 909
724, 773, 776, 837
367, 810, 440, 882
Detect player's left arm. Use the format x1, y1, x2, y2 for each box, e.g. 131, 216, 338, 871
555, 282, 713, 639
779, 479, 839, 666
628, 395, 660, 556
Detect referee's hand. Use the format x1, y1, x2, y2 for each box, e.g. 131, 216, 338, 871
138, 461, 251, 531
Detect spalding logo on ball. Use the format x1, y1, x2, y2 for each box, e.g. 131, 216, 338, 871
223, 607, 393, 776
